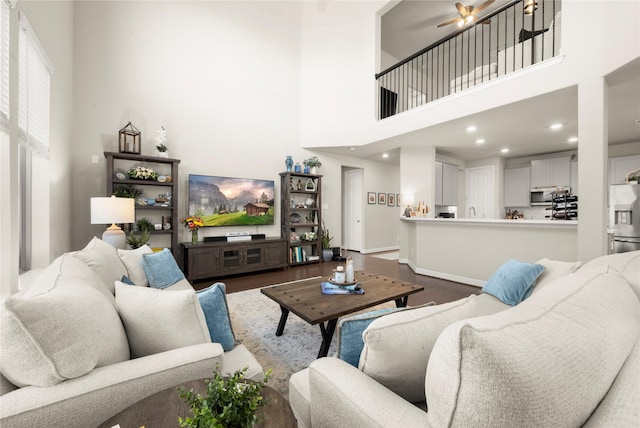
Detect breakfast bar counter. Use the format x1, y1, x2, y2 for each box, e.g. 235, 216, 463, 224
399, 217, 578, 286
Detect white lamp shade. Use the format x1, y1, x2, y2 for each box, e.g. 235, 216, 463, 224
91, 196, 135, 225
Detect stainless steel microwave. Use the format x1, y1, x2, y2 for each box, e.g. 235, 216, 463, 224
530, 187, 568, 206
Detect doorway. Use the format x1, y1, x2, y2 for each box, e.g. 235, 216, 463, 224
465, 166, 495, 219
343, 168, 363, 251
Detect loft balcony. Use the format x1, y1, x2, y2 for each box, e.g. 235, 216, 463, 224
377, 0, 561, 120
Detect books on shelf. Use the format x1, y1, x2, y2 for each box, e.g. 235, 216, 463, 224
321, 282, 365, 295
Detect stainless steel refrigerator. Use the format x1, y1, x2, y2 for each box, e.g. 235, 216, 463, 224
610, 184, 640, 253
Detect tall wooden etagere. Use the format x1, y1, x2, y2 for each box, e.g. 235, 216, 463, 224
280, 172, 322, 266
104, 152, 180, 257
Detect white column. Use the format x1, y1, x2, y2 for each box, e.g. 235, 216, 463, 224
577, 78, 608, 262
399, 146, 436, 216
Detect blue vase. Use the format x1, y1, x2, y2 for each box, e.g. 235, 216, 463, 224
294, 163, 301, 173
285, 156, 293, 172
304, 166, 310, 174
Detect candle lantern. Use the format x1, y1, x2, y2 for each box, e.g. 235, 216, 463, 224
118, 122, 141, 154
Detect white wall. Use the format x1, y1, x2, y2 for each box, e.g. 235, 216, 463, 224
72, 1, 305, 249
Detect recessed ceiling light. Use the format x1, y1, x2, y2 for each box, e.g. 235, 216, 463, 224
466, 126, 477, 132
550, 123, 563, 130
501, 148, 509, 153
567, 137, 578, 143
382, 153, 389, 158
348, 147, 356, 151
476, 139, 485, 144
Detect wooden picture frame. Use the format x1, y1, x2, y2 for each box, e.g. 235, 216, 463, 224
387, 193, 395, 206
397, 194, 401, 206
378, 192, 386, 205
368, 192, 376, 204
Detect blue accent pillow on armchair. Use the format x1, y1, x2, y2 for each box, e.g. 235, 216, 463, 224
197, 282, 236, 351
142, 248, 185, 289
482, 259, 545, 306
337, 307, 400, 367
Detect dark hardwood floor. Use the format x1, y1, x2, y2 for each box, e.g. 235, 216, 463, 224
192, 250, 480, 306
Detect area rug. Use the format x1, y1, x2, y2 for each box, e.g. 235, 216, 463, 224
371, 251, 399, 261
226, 280, 394, 399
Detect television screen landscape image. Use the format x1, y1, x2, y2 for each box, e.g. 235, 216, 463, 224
188, 174, 275, 227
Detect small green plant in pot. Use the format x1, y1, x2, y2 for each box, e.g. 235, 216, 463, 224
112, 183, 143, 199
177, 366, 271, 428
136, 218, 154, 233
126, 230, 150, 249
321, 224, 333, 262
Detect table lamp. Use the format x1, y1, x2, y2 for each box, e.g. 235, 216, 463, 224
91, 196, 135, 249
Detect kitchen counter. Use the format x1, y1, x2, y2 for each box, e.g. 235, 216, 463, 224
399, 217, 579, 287
401, 217, 578, 228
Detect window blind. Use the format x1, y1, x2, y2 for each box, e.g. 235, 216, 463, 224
18, 11, 51, 158
0, 0, 9, 132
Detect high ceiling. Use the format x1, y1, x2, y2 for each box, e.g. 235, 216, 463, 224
319, 0, 640, 164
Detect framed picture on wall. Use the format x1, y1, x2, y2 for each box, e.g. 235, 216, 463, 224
378, 192, 386, 205
368, 192, 376, 204
387, 193, 395, 206
397, 194, 401, 206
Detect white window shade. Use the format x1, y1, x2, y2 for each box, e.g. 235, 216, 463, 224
0, 0, 9, 131
18, 11, 51, 158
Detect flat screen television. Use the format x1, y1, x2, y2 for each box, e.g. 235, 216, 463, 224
188, 174, 275, 227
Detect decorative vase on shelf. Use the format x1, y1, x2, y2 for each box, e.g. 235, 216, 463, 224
191, 230, 199, 245
294, 163, 301, 173
158, 151, 169, 158
285, 155, 293, 172
304, 166, 310, 174
310, 166, 318, 174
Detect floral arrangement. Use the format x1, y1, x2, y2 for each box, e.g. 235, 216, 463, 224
303, 156, 322, 168
301, 231, 317, 241
155, 126, 167, 152
181, 214, 204, 231
177, 367, 271, 428
128, 166, 158, 181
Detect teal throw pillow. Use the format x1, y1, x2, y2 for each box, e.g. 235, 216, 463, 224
482, 259, 545, 306
337, 307, 400, 367
196, 283, 236, 351
142, 248, 185, 289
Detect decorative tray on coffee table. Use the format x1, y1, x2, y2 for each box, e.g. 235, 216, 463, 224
327, 277, 358, 287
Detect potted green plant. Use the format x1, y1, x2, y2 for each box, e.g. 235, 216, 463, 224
126, 230, 150, 249
321, 226, 333, 262
177, 367, 271, 428
303, 156, 321, 174
136, 217, 154, 233
112, 183, 143, 199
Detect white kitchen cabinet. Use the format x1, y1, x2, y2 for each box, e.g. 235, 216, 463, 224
531, 156, 570, 188
435, 162, 458, 206
609, 155, 640, 185
504, 166, 530, 207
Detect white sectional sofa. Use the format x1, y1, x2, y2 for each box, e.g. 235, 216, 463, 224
0, 237, 263, 428
289, 250, 640, 428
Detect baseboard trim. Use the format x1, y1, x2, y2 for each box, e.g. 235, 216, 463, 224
399, 259, 483, 287
360, 245, 400, 255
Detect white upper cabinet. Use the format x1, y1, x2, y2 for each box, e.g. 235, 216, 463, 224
531, 157, 570, 188
435, 162, 458, 206
504, 166, 531, 207
609, 155, 640, 185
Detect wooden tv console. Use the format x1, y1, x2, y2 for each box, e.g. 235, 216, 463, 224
181, 237, 287, 282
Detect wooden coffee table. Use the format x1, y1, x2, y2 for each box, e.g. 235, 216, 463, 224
97, 378, 296, 428
261, 271, 424, 358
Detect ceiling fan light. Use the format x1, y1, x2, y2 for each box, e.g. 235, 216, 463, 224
457, 20, 464, 27
524, 0, 537, 15
466, 16, 474, 24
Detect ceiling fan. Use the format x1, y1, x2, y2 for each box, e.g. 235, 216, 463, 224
437, 0, 495, 28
